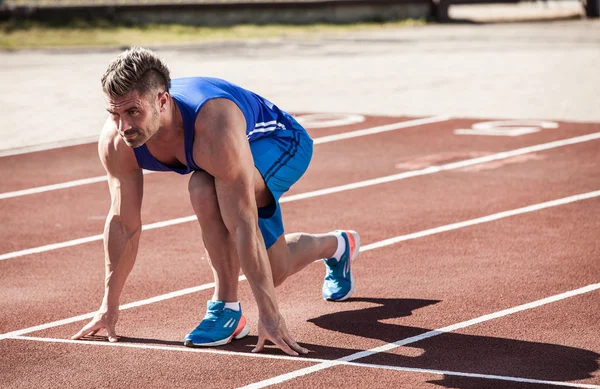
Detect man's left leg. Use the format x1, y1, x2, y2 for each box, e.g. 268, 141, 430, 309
184, 170, 249, 348
267, 233, 336, 287
183, 164, 282, 348
251, 128, 361, 301
266, 231, 361, 300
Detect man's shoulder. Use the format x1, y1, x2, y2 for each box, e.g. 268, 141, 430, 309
191, 98, 247, 174
98, 117, 139, 174
194, 98, 245, 133
99, 116, 117, 144
99, 117, 123, 156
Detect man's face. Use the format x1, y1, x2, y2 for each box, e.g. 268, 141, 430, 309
106, 89, 161, 148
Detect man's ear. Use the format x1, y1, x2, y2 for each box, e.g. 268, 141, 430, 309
158, 91, 169, 112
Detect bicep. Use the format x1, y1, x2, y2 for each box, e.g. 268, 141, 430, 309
196, 100, 258, 231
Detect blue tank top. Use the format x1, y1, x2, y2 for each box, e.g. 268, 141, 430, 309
133, 77, 302, 175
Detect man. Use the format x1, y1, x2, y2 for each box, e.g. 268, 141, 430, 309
72, 47, 360, 356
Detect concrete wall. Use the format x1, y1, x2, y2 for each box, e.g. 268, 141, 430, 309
0, 1, 431, 25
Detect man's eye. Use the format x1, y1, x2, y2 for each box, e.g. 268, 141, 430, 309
129, 110, 139, 115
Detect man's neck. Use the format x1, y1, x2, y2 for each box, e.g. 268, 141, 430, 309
149, 96, 184, 145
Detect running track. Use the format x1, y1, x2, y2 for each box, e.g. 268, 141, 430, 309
1, 114, 599, 389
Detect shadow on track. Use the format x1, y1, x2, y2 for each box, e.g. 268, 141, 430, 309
103, 296, 598, 387
307, 297, 599, 388
222, 297, 440, 360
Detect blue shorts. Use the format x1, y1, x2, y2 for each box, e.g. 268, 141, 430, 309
250, 121, 313, 249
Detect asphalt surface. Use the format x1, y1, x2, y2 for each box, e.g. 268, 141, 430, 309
1, 8, 599, 151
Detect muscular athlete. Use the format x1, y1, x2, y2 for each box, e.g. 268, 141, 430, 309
71, 47, 360, 356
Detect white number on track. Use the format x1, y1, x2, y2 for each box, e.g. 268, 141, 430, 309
454, 120, 559, 137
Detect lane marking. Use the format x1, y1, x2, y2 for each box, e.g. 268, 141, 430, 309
0, 112, 408, 157
0, 175, 108, 199
1, 189, 598, 339
454, 120, 559, 137
321, 360, 600, 389
2, 131, 600, 262
8, 334, 326, 361
311, 115, 449, 144
0, 275, 243, 339
359, 190, 600, 252
0, 116, 449, 200
0, 170, 156, 200
7, 335, 600, 389
238, 283, 600, 389
0, 214, 199, 262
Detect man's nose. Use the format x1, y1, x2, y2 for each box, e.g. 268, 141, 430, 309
118, 119, 132, 132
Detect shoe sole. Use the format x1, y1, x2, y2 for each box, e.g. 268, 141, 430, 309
184, 317, 250, 348
325, 230, 360, 302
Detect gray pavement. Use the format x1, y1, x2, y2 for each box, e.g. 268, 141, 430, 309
1, 10, 599, 151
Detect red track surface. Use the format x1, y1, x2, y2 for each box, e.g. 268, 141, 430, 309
1, 114, 599, 389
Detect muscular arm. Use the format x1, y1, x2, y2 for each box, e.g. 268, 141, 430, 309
195, 99, 279, 317
195, 99, 307, 356
100, 133, 143, 312
72, 120, 143, 342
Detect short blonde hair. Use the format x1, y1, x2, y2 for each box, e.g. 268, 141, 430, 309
101, 46, 171, 99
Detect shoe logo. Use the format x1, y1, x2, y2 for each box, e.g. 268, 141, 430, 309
343, 258, 350, 279
223, 318, 236, 328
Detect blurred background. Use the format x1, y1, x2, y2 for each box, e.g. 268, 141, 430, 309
0, 0, 598, 153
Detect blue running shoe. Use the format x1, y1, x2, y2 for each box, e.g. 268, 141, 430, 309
322, 230, 360, 301
184, 300, 250, 347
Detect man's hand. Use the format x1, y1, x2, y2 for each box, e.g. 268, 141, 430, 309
252, 313, 308, 356
71, 309, 119, 342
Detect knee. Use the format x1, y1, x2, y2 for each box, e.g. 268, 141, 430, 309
272, 270, 288, 288
270, 251, 291, 287
188, 170, 217, 209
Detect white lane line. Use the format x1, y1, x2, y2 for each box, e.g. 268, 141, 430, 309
238, 283, 600, 389
311, 115, 450, 145
8, 334, 325, 362
359, 190, 600, 253
2, 131, 599, 262
1, 189, 598, 339
272, 131, 600, 202
0, 214, 200, 262
0, 115, 443, 158
0, 275, 244, 339
340, 360, 600, 389
0, 175, 108, 200
0, 170, 155, 200
7, 336, 600, 389
0, 116, 449, 200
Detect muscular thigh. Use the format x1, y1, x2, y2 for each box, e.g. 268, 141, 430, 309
250, 127, 313, 250
250, 130, 313, 203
